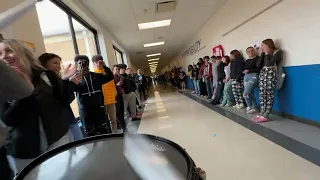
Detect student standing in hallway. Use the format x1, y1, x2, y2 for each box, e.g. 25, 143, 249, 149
211, 57, 225, 105
39, 53, 84, 141
253, 39, 283, 122
113, 65, 126, 130
230, 50, 245, 108
243, 47, 261, 114
220, 56, 234, 106
200, 56, 213, 98
191, 64, 200, 95
211, 56, 219, 100
119, 64, 139, 122
135, 69, 146, 101
92, 55, 118, 133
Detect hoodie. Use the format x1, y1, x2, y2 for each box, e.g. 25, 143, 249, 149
75, 66, 114, 127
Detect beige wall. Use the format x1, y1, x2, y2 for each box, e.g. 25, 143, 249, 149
163, 0, 320, 72
0, 0, 46, 56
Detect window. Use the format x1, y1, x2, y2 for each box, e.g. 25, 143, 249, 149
35, 0, 100, 117
113, 45, 124, 64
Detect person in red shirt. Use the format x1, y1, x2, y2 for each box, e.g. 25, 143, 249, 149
199, 56, 213, 99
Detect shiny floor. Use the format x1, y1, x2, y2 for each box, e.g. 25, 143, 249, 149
138, 85, 320, 180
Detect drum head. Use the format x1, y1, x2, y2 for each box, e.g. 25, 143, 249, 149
17, 134, 194, 180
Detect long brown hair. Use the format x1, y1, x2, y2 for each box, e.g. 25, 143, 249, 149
262, 39, 276, 51
0, 39, 45, 74
230, 50, 242, 61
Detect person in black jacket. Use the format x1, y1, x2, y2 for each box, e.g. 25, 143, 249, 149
135, 69, 146, 101
243, 47, 261, 114
211, 57, 225, 105
39, 53, 84, 141
0, 60, 34, 180
119, 64, 140, 121
230, 50, 245, 109
74, 55, 114, 136
191, 64, 200, 95
0, 39, 74, 174
253, 39, 283, 123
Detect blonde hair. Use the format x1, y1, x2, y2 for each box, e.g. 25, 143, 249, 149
0, 39, 45, 74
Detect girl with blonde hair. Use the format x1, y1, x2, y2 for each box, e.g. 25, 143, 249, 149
0, 39, 76, 174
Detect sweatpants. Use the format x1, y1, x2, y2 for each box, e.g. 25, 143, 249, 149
123, 92, 137, 122
231, 79, 244, 105
105, 104, 118, 133
221, 80, 233, 105
259, 67, 277, 117
116, 95, 125, 129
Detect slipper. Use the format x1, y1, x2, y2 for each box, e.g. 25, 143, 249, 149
252, 115, 261, 121
254, 116, 269, 123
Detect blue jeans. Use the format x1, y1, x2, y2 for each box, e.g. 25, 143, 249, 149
68, 123, 84, 142
243, 73, 258, 109
204, 78, 213, 97
193, 79, 200, 94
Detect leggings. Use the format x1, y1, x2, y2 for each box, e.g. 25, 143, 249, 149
259, 67, 277, 117
231, 79, 244, 105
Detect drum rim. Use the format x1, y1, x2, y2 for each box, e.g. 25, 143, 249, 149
16, 133, 195, 180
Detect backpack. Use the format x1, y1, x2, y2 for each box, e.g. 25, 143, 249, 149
274, 50, 286, 90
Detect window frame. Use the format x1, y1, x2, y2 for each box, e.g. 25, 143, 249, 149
49, 0, 101, 55
113, 45, 124, 64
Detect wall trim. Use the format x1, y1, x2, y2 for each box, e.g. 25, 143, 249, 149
272, 110, 320, 129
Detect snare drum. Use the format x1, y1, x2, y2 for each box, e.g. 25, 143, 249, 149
16, 134, 200, 180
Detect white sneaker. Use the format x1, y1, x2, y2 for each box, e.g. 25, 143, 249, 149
247, 109, 257, 114
233, 104, 239, 108
246, 107, 252, 111
225, 103, 233, 107
237, 104, 245, 109
211, 96, 215, 100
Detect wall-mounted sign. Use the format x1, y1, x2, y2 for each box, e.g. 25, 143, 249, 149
182, 39, 206, 59
22, 40, 36, 52
212, 45, 224, 57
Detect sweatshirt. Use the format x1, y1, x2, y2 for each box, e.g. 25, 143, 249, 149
230, 57, 245, 82
244, 56, 261, 74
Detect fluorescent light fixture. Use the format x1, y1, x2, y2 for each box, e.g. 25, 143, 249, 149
150, 65, 157, 67
138, 19, 172, 30
149, 62, 158, 64
147, 53, 161, 57
148, 58, 160, 62
144, 41, 165, 47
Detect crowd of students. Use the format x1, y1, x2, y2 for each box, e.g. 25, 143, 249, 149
161, 38, 284, 123
0, 39, 150, 179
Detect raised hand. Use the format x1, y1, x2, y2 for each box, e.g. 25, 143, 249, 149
61, 63, 77, 80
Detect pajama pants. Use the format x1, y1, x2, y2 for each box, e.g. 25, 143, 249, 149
231, 79, 244, 105
259, 67, 277, 117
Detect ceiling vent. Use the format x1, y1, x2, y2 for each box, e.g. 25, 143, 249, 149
157, 1, 176, 13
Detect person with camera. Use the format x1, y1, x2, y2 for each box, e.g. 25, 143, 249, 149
73, 55, 114, 136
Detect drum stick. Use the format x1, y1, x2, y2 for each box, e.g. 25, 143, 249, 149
124, 128, 184, 180
0, 0, 43, 30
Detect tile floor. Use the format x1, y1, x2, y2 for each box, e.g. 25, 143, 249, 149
138, 85, 320, 180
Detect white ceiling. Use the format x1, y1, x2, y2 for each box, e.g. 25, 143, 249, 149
80, 0, 226, 71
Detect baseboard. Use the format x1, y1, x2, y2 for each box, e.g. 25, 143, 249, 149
272, 110, 320, 128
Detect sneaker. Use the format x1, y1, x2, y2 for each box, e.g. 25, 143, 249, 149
252, 115, 261, 121
246, 107, 252, 111
247, 109, 257, 114
237, 104, 245, 109
191, 91, 195, 94
233, 104, 239, 108
211, 96, 215, 100
220, 103, 226, 107
225, 103, 233, 107
207, 96, 212, 99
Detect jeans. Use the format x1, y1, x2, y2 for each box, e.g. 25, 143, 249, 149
192, 79, 200, 94
204, 78, 213, 97
243, 73, 259, 109
68, 123, 84, 142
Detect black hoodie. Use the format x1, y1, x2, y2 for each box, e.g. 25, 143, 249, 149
230, 58, 245, 82
75, 66, 114, 127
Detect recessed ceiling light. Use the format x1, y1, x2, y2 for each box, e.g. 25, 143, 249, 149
148, 58, 160, 61
144, 41, 165, 47
138, 19, 172, 30
147, 53, 161, 57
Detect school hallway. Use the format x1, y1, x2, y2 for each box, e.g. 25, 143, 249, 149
138, 84, 320, 180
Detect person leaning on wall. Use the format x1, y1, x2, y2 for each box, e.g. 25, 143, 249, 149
253, 39, 284, 123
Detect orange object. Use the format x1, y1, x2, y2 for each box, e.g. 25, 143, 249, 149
94, 68, 116, 105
